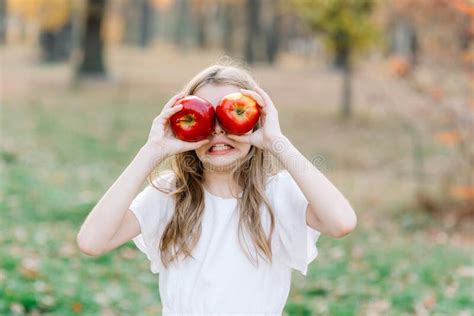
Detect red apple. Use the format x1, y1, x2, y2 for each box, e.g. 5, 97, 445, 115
169, 95, 216, 142
215, 92, 260, 135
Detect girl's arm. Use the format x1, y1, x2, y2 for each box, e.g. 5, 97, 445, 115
77, 92, 210, 256
76, 144, 163, 256
269, 135, 357, 238
228, 86, 357, 238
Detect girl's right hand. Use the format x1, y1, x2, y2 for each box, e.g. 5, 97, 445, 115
143, 92, 210, 160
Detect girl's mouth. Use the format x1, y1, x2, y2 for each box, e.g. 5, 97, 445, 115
207, 144, 235, 155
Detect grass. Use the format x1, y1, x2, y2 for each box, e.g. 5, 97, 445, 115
1, 45, 473, 315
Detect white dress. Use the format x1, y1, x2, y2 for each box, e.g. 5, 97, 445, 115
129, 170, 321, 315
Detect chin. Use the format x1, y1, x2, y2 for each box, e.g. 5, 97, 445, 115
201, 156, 245, 173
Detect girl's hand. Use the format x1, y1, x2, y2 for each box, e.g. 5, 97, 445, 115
143, 92, 210, 160
227, 86, 285, 153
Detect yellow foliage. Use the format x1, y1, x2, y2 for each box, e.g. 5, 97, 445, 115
7, 0, 71, 32
7, 0, 41, 18
152, 0, 173, 10
39, 0, 71, 31
103, 12, 125, 44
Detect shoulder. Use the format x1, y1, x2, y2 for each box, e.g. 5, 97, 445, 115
265, 169, 292, 188
265, 169, 304, 202
264, 170, 294, 197
149, 170, 177, 193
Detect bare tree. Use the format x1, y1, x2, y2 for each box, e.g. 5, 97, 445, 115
221, 2, 236, 54
173, 0, 189, 48
244, 0, 262, 64
139, 0, 154, 47
0, 0, 6, 44
78, 0, 107, 77
264, 0, 281, 64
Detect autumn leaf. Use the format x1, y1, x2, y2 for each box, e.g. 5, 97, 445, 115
430, 87, 444, 102
388, 56, 411, 77
423, 294, 436, 310
434, 130, 462, 145
71, 302, 82, 313
450, 186, 474, 200
451, 0, 474, 16
462, 51, 474, 64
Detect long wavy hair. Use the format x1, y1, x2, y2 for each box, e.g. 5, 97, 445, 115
147, 58, 279, 269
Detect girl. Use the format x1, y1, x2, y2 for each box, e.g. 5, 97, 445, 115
77, 60, 357, 315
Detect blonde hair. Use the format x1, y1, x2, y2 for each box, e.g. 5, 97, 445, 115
147, 57, 279, 269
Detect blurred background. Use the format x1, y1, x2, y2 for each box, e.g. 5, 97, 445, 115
0, 0, 473, 315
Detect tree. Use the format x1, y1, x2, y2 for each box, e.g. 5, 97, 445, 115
244, 0, 262, 64
78, 0, 107, 77
35, 0, 73, 62
123, 0, 154, 47
173, 0, 189, 48
264, 0, 281, 64
139, 0, 154, 47
0, 0, 6, 44
220, 1, 236, 55
193, 0, 208, 49
292, 0, 378, 118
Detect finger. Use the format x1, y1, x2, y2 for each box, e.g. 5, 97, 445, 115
164, 92, 186, 111
154, 104, 183, 127
227, 134, 250, 144
240, 89, 265, 108
254, 86, 277, 112
161, 103, 183, 121
183, 138, 210, 150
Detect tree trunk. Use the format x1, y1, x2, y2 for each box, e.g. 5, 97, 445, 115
78, 0, 106, 77
245, 0, 261, 64
139, 0, 153, 48
0, 0, 6, 44
221, 3, 234, 54
123, 1, 139, 45
341, 62, 352, 118
336, 46, 352, 118
173, 0, 188, 48
39, 21, 72, 63
265, 2, 281, 64
39, 30, 56, 62
194, 2, 207, 49
389, 18, 418, 65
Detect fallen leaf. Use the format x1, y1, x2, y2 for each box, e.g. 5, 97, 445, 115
71, 302, 82, 313
450, 186, 474, 200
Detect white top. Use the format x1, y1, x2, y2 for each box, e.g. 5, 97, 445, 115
129, 169, 321, 315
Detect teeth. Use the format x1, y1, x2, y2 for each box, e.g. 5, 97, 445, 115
210, 144, 232, 152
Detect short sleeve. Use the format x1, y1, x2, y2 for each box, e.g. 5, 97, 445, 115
269, 170, 321, 276
129, 171, 175, 274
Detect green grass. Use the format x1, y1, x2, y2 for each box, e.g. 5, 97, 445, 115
1, 73, 473, 315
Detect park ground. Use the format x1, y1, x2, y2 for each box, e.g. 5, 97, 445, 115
1, 43, 473, 315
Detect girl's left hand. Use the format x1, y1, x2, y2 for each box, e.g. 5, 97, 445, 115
227, 86, 285, 153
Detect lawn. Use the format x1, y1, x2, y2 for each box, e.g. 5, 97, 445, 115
1, 45, 472, 315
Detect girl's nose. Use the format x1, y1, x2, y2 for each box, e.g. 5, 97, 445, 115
211, 121, 226, 136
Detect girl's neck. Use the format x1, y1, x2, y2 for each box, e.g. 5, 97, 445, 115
202, 171, 241, 198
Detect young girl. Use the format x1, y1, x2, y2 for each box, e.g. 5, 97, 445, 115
77, 61, 357, 315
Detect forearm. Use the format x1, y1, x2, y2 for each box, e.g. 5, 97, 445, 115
270, 135, 356, 236
77, 144, 165, 252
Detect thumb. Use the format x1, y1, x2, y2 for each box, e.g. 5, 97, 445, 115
185, 138, 210, 150
228, 134, 250, 144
